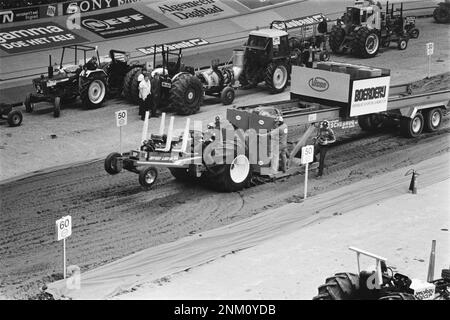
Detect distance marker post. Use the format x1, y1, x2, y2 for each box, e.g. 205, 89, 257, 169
301, 145, 314, 200
115, 110, 127, 154
55, 215, 72, 278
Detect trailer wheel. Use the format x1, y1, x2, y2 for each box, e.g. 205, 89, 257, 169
312, 273, 361, 300
353, 27, 379, 58
220, 87, 235, 105
400, 113, 424, 138
265, 62, 289, 94
139, 166, 158, 189
424, 108, 443, 132
398, 38, 408, 50
53, 96, 61, 118
24, 93, 34, 113
7, 110, 22, 127
104, 152, 122, 175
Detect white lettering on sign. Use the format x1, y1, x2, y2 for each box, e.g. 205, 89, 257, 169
0, 11, 14, 24
115, 110, 127, 127
148, 0, 238, 25
56, 216, 72, 241
350, 76, 391, 117
301, 145, 314, 164
137, 38, 209, 55
271, 13, 325, 30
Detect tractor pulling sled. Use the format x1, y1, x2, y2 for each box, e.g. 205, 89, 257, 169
329, 1, 419, 58
104, 62, 449, 191
24, 45, 108, 118
313, 242, 450, 300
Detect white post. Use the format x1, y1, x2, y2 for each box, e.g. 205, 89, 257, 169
428, 55, 431, 79
63, 238, 66, 279
304, 162, 309, 199
141, 111, 150, 144
119, 126, 122, 154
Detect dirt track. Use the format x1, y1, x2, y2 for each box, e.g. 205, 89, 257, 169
1, 118, 449, 299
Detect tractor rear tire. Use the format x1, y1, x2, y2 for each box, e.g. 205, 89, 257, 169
7, 110, 22, 127
400, 113, 424, 138
434, 6, 450, 24
169, 73, 204, 115
24, 93, 34, 113
265, 62, 289, 94
423, 108, 443, 132
353, 27, 380, 58
53, 96, 61, 118
80, 74, 107, 109
329, 26, 346, 54
378, 293, 417, 300
104, 152, 122, 175
207, 154, 251, 192
123, 67, 142, 102
313, 273, 361, 300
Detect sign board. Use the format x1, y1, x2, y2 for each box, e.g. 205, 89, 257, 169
56, 215, 72, 241
235, 0, 291, 10
81, 8, 167, 39
350, 76, 390, 117
291, 66, 351, 103
137, 38, 209, 55
147, 0, 238, 26
301, 145, 314, 165
271, 13, 326, 31
0, 23, 88, 54
426, 42, 434, 56
115, 110, 127, 127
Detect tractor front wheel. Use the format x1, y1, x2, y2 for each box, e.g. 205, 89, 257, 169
170, 74, 204, 115
265, 62, 289, 94
80, 75, 107, 109
220, 86, 235, 105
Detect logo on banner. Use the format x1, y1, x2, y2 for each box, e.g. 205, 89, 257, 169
63, 0, 117, 15
0, 11, 14, 24
137, 38, 209, 55
350, 76, 391, 117
308, 77, 329, 92
271, 14, 326, 31
81, 8, 167, 38
148, 0, 238, 25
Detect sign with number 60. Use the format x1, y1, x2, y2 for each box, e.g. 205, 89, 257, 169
55, 215, 72, 241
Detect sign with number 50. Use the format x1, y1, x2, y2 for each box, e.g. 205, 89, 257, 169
301, 145, 314, 164
115, 110, 127, 127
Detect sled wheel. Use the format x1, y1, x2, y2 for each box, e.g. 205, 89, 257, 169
7, 110, 23, 127
138, 166, 158, 189
104, 152, 122, 175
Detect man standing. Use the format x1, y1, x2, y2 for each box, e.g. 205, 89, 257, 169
138, 72, 151, 120
313, 120, 336, 177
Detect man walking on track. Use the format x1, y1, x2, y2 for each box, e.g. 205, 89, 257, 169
313, 120, 336, 177
138, 72, 151, 120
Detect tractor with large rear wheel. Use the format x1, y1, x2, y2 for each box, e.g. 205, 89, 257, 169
24, 45, 108, 118
433, 1, 450, 23
329, 1, 419, 58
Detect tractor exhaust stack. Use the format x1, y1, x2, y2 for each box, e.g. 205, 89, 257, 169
427, 240, 436, 282
48, 55, 53, 79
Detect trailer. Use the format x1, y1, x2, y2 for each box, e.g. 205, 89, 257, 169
104, 63, 449, 191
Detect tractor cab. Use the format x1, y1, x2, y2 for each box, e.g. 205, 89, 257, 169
245, 29, 290, 59
343, 2, 382, 30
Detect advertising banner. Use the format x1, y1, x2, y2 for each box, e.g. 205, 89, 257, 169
63, 0, 118, 15
81, 8, 167, 39
271, 13, 326, 31
137, 38, 209, 55
0, 4, 58, 24
290, 66, 350, 103
234, 0, 292, 10
148, 0, 239, 25
350, 76, 390, 117
0, 23, 88, 54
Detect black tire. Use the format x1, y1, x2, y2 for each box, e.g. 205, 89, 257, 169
400, 113, 424, 138
138, 166, 158, 189
423, 108, 443, 132
220, 87, 235, 105
353, 27, 380, 58
378, 293, 417, 300
409, 28, 419, 39
123, 67, 142, 102
207, 154, 251, 192
7, 110, 22, 127
265, 62, 289, 94
358, 114, 384, 132
329, 26, 345, 54
398, 38, 408, 50
24, 93, 33, 113
169, 73, 204, 115
313, 273, 361, 300
79, 73, 107, 109
104, 152, 122, 175
53, 96, 61, 118
434, 6, 450, 24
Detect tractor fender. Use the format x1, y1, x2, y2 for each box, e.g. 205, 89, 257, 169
171, 71, 192, 82
151, 67, 168, 77
82, 69, 107, 78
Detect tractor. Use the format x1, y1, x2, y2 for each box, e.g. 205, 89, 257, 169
239, 15, 330, 94
121, 45, 203, 115
313, 242, 450, 300
24, 45, 108, 118
434, 1, 450, 23
0, 102, 23, 127
329, 1, 419, 58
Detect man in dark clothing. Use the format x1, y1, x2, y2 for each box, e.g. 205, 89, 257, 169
84, 56, 98, 71
313, 120, 336, 177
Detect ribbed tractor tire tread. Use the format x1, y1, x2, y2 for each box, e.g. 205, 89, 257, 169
123, 67, 142, 102
329, 26, 345, 53
264, 62, 288, 94
313, 272, 361, 300
169, 74, 203, 115
353, 27, 379, 58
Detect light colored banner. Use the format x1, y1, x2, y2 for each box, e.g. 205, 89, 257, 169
147, 0, 239, 25
291, 66, 350, 103
350, 76, 390, 117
